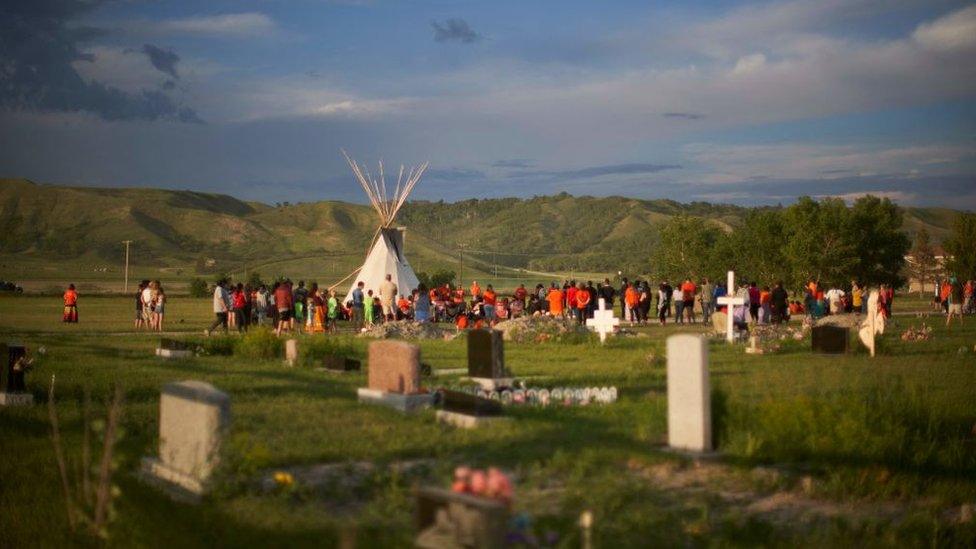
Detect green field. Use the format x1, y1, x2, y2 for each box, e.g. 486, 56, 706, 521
2, 296, 975, 547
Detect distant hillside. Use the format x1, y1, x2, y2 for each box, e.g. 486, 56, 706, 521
0, 179, 964, 276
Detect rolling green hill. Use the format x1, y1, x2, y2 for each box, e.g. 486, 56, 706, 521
0, 178, 965, 286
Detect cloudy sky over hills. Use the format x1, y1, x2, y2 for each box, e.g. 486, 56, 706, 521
1, 0, 974, 206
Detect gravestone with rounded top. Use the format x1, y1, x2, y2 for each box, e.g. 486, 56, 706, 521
285, 339, 299, 366
666, 334, 712, 453
141, 380, 231, 498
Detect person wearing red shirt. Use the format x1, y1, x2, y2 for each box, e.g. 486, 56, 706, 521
514, 284, 528, 305
575, 283, 591, 324
275, 281, 294, 336
470, 281, 482, 299
566, 283, 578, 322
681, 279, 697, 323
62, 284, 78, 323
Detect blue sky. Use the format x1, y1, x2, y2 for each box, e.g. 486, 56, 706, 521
1, 0, 974, 207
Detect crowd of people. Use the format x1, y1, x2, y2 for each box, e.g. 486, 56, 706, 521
56, 273, 974, 333
199, 274, 975, 335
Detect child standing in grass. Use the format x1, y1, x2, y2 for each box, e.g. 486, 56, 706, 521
62, 284, 78, 323
326, 289, 340, 332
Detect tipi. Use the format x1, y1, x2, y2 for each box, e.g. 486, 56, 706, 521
340, 150, 428, 304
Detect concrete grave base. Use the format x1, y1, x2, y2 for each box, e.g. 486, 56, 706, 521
436, 410, 511, 429
468, 377, 515, 391
357, 388, 434, 413
155, 348, 194, 359
432, 368, 468, 377
0, 393, 33, 406
140, 457, 205, 502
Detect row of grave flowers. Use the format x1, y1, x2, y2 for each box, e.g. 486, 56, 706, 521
437, 384, 619, 407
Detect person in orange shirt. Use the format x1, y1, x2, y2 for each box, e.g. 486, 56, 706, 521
547, 284, 564, 316
575, 282, 591, 324
483, 285, 497, 324
624, 283, 638, 324
62, 284, 78, 323
680, 279, 696, 323
759, 286, 771, 323
470, 281, 482, 300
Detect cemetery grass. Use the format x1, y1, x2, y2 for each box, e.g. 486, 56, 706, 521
1, 303, 974, 546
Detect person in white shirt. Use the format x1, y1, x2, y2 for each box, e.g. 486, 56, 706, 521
825, 287, 845, 314
673, 287, 685, 323
205, 280, 231, 335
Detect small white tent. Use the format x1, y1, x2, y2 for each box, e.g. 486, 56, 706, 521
339, 150, 427, 304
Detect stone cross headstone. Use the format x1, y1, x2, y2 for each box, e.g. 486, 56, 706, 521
858, 290, 884, 357
285, 339, 299, 366
586, 298, 620, 343
715, 271, 745, 343
141, 380, 231, 497
666, 334, 712, 453
0, 343, 32, 406
467, 330, 505, 379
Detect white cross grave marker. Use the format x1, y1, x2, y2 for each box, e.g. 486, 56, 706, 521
586, 298, 620, 344
716, 270, 745, 343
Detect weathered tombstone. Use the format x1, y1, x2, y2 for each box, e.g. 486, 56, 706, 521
0, 343, 32, 406
284, 339, 299, 366
357, 340, 433, 412
745, 335, 763, 355
156, 338, 193, 359
666, 334, 712, 453
436, 389, 507, 429
415, 487, 509, 549
467, 330, 513, 391
711, 311, 727, 336
141, 380, 231, 499
812, 325, 849, 354
586, 298, 620, 344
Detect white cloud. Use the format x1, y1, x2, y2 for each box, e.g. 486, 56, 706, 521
156, 13, 277, 36
912, 4, 976, 52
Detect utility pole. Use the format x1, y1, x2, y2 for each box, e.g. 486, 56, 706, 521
122, 240, 132, 294
458, 244, 464, 287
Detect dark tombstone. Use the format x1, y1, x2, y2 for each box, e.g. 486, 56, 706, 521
811, 325, 849, 354
0, 343, 32, 406
323, 355, 361, 372
415, 487, 509, 549
441, 390, 503, 417
159, 338, 191, 351
467, 330, 506, 379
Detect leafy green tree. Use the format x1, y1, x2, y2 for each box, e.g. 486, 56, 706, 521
907, 227, 938, 295
649, 215, 726, 282
782, 197, 858, 290
944, 212, 976, 280
723, 209, 790, 285
844, 195, 909, 288
188, 277, 209, 298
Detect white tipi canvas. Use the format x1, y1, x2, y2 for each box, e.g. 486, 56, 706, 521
343, 227, 420, 304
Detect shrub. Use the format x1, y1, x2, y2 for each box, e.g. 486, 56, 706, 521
234, 327, 283, 360
298, 336, 360, 367
188, 278, 210, 298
